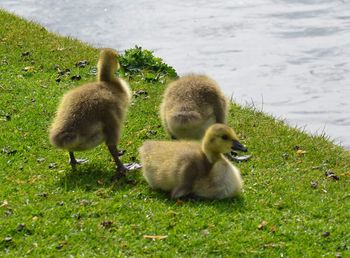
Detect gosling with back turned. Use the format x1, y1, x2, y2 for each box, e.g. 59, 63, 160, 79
160, 74, 228, 139
49, 48, 131, 180
139, 124, 247, 199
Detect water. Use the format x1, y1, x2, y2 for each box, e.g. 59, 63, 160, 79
1, 0, 350, 149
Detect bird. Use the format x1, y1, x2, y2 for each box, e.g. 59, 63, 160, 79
49, 48, 131, 180
160, 74, 228, 140
139, 123, 247, 199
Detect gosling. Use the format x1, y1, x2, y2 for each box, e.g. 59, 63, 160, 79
49, 48, 131, 180
160, 74, 228, 139
139, 124, 247, 199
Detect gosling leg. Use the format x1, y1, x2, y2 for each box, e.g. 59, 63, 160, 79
108, 145, 127, 181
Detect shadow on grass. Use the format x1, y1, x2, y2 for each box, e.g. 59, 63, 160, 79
58, 162, 140, 192
185, 195, 246, 213
58, 162, 246, 213
146, 189, 246, 213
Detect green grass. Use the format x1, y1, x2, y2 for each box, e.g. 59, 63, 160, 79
1, 9, 350, 257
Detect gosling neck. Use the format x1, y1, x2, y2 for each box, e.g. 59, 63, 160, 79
97, 59, 116, 82
202, 140, 221, 164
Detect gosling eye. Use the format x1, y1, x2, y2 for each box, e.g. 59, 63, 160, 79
221, 135, 229, 140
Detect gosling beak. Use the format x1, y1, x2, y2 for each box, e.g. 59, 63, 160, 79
232, 140, 247, 152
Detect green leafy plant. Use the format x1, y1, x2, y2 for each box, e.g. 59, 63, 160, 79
119, 46, 178, 82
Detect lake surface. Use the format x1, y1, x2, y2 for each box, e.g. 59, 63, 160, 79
1, 0, 350, 149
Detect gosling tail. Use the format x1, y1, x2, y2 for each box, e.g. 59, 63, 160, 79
97, 48, 120, 82
50, 131, 79, 150
170, 111, 202, 125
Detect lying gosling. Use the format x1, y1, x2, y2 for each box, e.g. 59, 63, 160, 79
160, 74, 228, 139
49, 48, 131, 179
139, 124, 247, 199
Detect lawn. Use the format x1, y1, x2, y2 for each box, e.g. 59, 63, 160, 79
0, 9, 349, 257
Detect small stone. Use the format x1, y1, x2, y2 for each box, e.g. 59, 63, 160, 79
72, 213, 82, 220
75, 60, 89, 68
293, 145, 301, 150
335, 252, 342, 258
21, 51, 31, 57
71, 75, 81, 81
322, 231, 330, 237
89, 67, 97, 75
2, 147, 16, 155
282, 153, 289, 159
37, 192, 48, 198
56, 240, 68, 250
17, 223, 25, 232
5, 209, 13, 216
135, 89, 148, 95
325, 170, 340, 180
101, 221, 113, 229
37, 157, 45, 163
311, 181, 318, 188
258, 220, 268, 230
201, 229, 210, 236
22, 66, 34, 72
56, 68, 63, 74
147, 130, 157, 136
48, 163, 57, 169
79, 199, 91, 206
4, 236, 12, 242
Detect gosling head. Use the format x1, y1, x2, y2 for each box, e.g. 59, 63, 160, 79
203, 124, 247, 155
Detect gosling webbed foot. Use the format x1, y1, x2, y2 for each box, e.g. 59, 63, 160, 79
124, 162, 142, 170
69, 152, 87, 167
69, 158, 88, 165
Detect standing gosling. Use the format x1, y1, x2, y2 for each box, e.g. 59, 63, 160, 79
139, 124, 247, 199
49, 48, 131, 179
160, 74, 228, 139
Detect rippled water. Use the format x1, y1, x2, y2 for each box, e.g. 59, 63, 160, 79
1, 0, 350, 149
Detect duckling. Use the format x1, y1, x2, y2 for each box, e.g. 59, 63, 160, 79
49, 48, 131, 180
160, 74, 228, 140
139, 124, 247, 199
